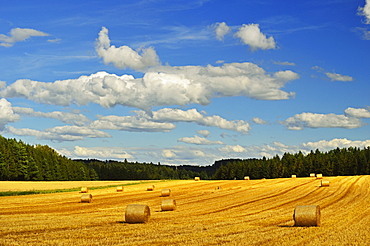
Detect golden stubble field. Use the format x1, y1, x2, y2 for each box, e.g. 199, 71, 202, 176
0, 176, 369, 245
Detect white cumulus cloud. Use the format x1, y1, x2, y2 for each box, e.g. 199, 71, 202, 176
325, 72, 354, 82
213, 22, 231, 41
0, 98, 20, 130
91, 108, 252, 134
95, 27, 160, 71
90, 114, 176, 132
12, 107, 89, 126
146, 108, 252, 134
281, 112, 363, 130
358, 0, 370, 24
219, 144, 247, 153
344, 107, 370, 118
161, 145, 208, 163
178, 135, 224, 145
252, 117, 267, 124
301, 138, 370, 152
72, 146, 134, 160
197, 130, 210, 137
7, 125, 110, 142
235, 24, 276, 51
0, 28, 49, 47
0, 64, 298, 112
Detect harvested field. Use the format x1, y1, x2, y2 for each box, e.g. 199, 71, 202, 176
0, 176, 369, 245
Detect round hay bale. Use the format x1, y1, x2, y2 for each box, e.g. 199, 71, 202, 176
291, 175, 297, 178
81, 193, 92, 203
310, 173, 315, 178
161, 188, 171, 197
244, 176, 250, 180
147, 185, 155, 191
316, 174, 323, 179
194, 177, 200, 181
161, 199, 176, 211
321, 179, 330, 187
293, 205, 321, 227
125, 204, 150, 223
80, 187, 88, 193
116, 186, 124, 192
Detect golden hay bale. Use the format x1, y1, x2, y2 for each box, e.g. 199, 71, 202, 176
125, 204, 150, 223
291, 175, 297, 178
310, 173, 315, 178
147, 185, 155, 191
321, 179, 330, 187
194, 177, 200, 181
161, 188, 171, 197
81, 193, 92, 203
116, 186, 124, 192
161, 199, 176, 211
293, 205, 321, 227
80, 187, 88, 193
316, 173, 323, 179
244, 176, 250, 180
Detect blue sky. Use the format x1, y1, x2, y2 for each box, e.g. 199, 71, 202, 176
0, 0, 369, 165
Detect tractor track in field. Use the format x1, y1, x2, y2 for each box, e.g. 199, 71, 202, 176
193, 179, 316, 216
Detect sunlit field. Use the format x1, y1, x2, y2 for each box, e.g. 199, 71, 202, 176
0, 176, 369, 245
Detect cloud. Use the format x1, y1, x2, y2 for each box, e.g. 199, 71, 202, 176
344, 107, 370, 118
358, 0, 370, 24
281, 112, 363, 130
0, 81, 6, 89
252, 117, 267, 124
47, 38, 61, 43
7, 125, 110, 142
301, 138, 370, 152
235, 24, 276, 51
0, 63, 298, 111
90, 114, 176, 132
146, 108, 252, 134
91, 108, 251, 134
213, 22, 231, 41
312, 66, 354, 82
356, 27, 370, 40
95, 27, 160, 71
178, 135, 224, 145
197, 130, 210, 137
325, 72, 354, 82
219, 144, 247, 153
12, 107, 90, 126
273, 61, 296, 66
0, 98, 20, 130
220, 142, 297, 158
71, 146, 134, 160
0, 28, 49, 47
161, 145, 209, 163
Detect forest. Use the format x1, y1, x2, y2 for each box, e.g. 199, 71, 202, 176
0, 135, 369, 181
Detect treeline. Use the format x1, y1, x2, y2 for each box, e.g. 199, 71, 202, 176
213, 147, 370, 180
0, 135, 369, 181
79, 159, 209, 180
0, 136, 97, 181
